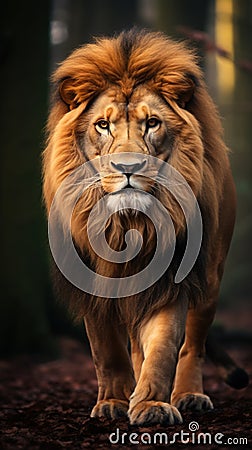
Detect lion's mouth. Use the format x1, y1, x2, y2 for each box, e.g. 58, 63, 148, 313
101, 172, 156, 195
122, 182, 134, 189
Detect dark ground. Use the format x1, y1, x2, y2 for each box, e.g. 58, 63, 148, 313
0, 307, 251, 450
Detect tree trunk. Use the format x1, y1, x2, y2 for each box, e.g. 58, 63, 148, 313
0, 0, 55, 355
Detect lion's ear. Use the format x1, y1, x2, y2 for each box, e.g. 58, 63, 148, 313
177, 74, 197, 109
59, 78, 79, 110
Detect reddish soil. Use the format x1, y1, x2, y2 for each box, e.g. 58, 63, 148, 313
0, 335, 251, 450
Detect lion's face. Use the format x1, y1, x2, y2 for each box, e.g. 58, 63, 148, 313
74, 84, 203, 214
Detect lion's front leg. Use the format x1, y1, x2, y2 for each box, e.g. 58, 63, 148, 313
171, 301, 216, 412
129, 301, 187, 426
84, 313, 135, 420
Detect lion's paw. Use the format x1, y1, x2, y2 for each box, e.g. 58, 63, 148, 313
172, 393, 213, 412
91, 399, 128, 419
128, 401, 182, 426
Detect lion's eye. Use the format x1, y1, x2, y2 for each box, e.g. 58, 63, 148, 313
95, 119, 110, 134
146, 117, 161, 130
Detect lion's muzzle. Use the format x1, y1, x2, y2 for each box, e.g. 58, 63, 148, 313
100, 153, 156, 196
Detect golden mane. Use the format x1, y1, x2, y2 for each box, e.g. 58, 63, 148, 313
43, 29, 230, 332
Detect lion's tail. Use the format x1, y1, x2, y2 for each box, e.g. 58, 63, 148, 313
206, 331, 249, 389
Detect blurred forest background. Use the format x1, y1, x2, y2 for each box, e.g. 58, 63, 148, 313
0, 0, 251, 356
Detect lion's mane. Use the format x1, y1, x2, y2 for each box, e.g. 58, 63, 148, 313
43, 29, 230, 332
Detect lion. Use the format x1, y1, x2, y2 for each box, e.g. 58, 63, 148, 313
43, 29, 245, 426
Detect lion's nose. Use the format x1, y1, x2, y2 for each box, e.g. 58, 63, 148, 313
110, 159, 147, 175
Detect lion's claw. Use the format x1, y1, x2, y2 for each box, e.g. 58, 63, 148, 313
91, 399, 128, 419
128, 400, 183, 426
173, 393, 213, 412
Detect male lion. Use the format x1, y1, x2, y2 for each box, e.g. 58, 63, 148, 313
43, 29, 241, 425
